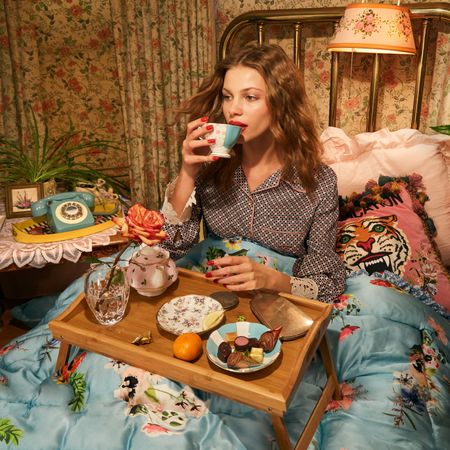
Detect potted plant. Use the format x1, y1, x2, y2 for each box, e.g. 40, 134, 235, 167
0, 110, 129, 197
431, 125, 450, 135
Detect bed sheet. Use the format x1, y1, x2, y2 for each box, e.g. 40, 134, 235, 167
0, 271, 449, 449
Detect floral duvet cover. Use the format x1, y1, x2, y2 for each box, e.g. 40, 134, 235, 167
0, 271, 448, 449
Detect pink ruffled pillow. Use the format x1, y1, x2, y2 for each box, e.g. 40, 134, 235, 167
337, 176, 450, 311
321, 128, 450, 266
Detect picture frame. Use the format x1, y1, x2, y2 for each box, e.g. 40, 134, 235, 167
5, 183, 44, 218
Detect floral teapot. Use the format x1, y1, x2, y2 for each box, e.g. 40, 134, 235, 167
127, 245, 178, 297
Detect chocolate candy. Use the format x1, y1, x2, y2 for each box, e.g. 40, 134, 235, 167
217, 341, 232, 363
234, 335, 250, 352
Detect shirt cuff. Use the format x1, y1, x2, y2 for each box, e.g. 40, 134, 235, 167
290, 277, 319, 299
160, 178, 197, 225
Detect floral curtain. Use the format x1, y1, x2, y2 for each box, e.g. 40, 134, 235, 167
216, 0, 450, 135
0, 0, 215, 209
0, 1, 129, 199
110, 0, 215, 207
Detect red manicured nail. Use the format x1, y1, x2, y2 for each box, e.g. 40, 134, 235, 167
201, 116, 208, 122
205, 272, 213, 278
206, 125, 213, 130
207, 139, 216, 144
207, 260, 215, 266
212, 156, 220, 161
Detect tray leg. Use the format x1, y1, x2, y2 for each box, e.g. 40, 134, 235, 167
287, 334, 341, 450
55, 341, 71, 372
272, 414, 293, 450
319, 334, 342, 400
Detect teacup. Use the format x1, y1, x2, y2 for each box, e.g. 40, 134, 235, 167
204, 123, 242, 158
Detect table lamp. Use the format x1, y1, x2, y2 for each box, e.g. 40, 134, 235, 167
327, 2, 416, 130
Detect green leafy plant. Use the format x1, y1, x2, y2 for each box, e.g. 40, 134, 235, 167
68, 372, 86, 412
430, 125, 450, 135
0, 418, 23, 446
0, 110, 129, 195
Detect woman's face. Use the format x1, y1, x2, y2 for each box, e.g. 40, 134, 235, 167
222, 65, 272, 145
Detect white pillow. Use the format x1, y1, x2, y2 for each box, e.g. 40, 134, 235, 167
321, 127, 450, 266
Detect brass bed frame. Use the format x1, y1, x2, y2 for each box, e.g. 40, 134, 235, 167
219, 2, 450, 132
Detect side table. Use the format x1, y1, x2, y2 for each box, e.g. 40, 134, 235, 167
0, 227, 128, 302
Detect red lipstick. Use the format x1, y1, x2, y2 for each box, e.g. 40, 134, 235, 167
229, 120, 247, 128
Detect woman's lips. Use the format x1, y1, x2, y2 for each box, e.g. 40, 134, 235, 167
229, 120, 247, 128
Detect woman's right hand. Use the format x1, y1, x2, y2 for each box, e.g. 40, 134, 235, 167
180, 117, 218, 179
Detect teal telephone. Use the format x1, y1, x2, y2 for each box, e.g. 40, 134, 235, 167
31, 192, 95, 233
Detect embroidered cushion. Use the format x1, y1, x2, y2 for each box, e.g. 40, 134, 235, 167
336, 175, 450, 311
321, 127, 450, 266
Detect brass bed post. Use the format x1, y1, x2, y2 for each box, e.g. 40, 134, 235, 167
257, 22, 265, 45
293, 22, 302, 68
329, 19, 340, 128
367, 54, 381, 132
411, 18, 431, 130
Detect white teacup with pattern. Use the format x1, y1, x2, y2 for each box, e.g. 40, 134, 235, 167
204, 123, 242, 158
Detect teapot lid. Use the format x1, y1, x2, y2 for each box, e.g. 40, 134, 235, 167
132, 245, 170, 264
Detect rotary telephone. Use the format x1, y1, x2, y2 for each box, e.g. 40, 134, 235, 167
31, 192, 95, 233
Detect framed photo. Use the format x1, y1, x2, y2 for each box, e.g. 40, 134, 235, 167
5, 183, 44, 218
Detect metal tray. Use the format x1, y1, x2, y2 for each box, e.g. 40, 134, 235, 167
250, 291, 314, 340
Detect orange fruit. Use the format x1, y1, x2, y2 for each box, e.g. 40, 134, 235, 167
172, 333, 203, 362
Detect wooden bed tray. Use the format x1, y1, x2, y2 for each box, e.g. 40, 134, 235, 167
49, 268, 340, 450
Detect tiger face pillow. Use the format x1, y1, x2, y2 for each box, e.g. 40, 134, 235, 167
337, 177, 450, 311
337, 215, 410, 276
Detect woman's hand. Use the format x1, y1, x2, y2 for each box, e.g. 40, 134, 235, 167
205, 256, 291, 292
180, 117, 219, 180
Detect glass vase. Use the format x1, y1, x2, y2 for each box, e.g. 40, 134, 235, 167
84, 263, 130, 326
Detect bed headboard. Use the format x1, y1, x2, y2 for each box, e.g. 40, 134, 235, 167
218, 2, 450, 134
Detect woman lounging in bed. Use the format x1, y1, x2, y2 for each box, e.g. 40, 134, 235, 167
161, 42, 346, 302
2, 42, 447, 450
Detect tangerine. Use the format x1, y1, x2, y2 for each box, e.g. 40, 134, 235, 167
172, 333, 203, 361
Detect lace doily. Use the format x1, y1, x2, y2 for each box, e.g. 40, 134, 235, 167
0, 217, 118, 269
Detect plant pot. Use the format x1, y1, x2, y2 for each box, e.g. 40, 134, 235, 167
84, 263, 130, 325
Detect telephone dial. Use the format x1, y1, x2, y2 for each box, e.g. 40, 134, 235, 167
31, 192, 95, 233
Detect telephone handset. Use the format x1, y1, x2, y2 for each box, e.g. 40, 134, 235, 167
31, 192, 95, 233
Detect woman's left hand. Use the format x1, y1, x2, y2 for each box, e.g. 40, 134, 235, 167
205, 256, 289, 292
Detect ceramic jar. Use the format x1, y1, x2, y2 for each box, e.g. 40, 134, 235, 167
127, 245, 178, 297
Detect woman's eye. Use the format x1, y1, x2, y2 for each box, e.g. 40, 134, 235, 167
246, 95, 257, 101
222, 94, 231, 101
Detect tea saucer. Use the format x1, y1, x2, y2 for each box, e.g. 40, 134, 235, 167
156, 294, 224, 335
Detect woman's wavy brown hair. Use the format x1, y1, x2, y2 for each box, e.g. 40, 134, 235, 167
176, 42, 323, 194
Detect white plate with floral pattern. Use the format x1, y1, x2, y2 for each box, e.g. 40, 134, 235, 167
156, 295, 224, 336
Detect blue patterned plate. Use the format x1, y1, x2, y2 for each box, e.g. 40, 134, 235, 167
156, 295, 224, 335
206, 322, 281, 373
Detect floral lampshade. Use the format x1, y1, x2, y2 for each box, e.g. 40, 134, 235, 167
328, 3, 416, 55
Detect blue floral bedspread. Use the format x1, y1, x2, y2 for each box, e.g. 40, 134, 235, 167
0, 271, 449, 449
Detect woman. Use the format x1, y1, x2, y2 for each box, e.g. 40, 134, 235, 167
161, 42, 345, 302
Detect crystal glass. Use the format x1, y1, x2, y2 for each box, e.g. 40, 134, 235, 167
84, 263, 130, 326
